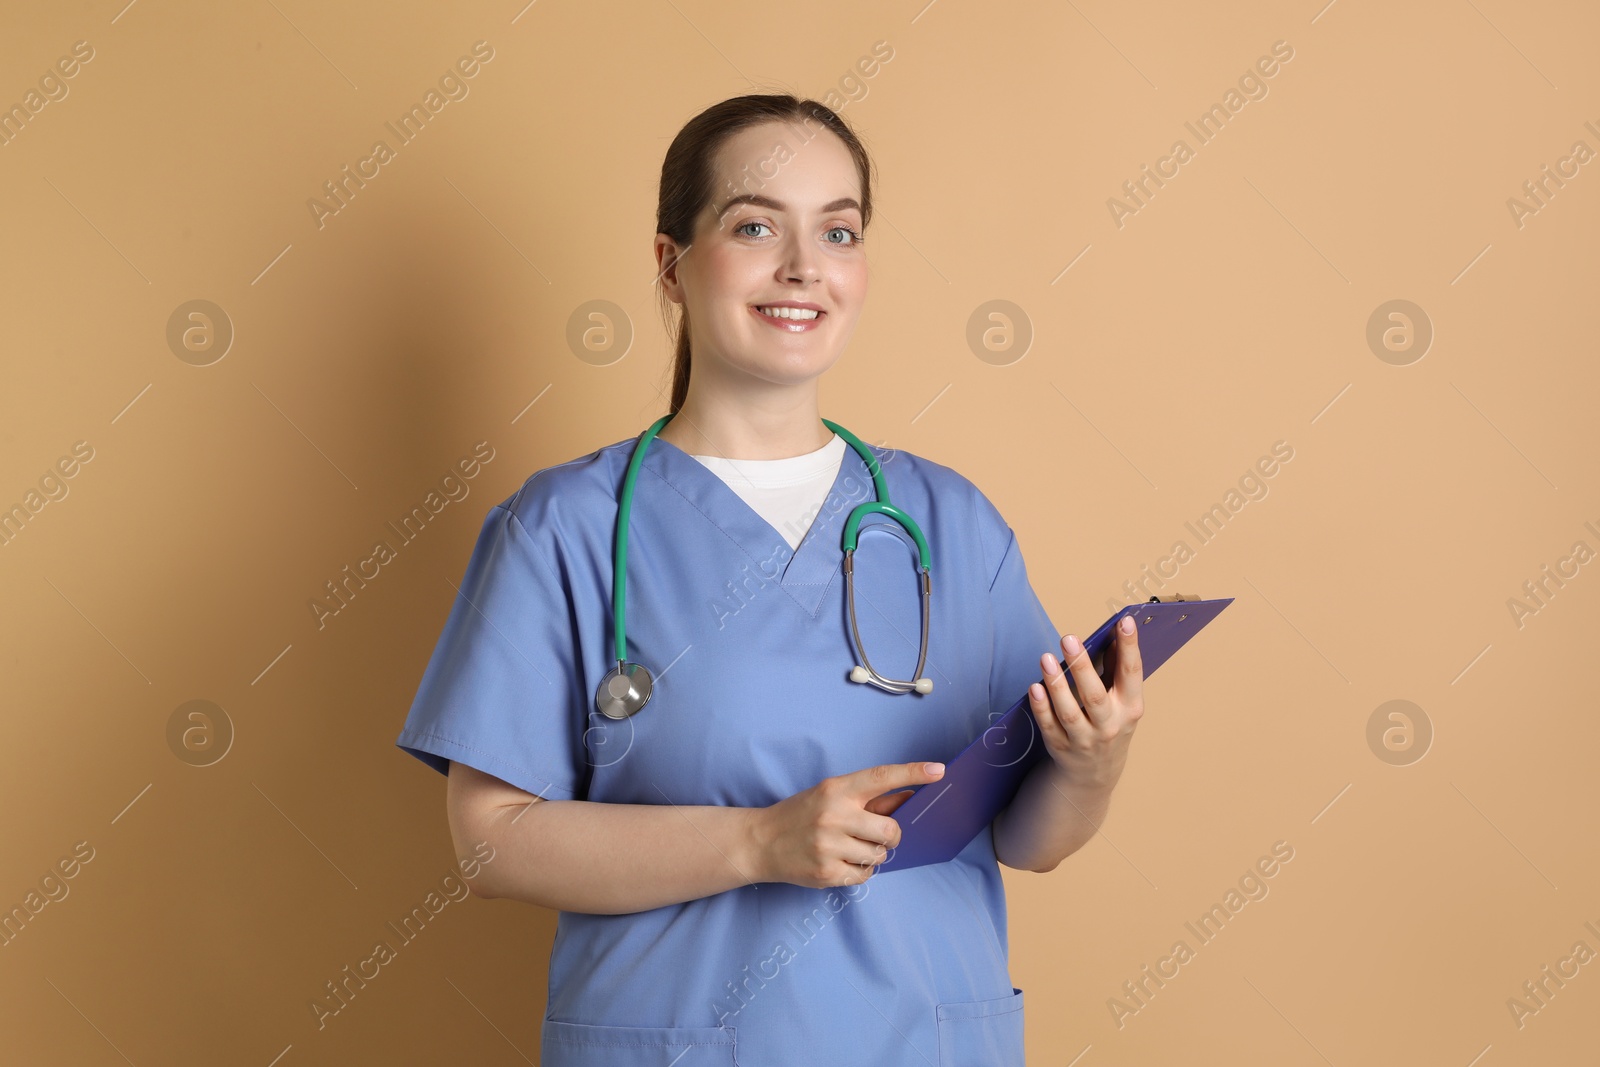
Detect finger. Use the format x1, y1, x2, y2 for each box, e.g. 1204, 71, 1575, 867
863, 788, 916, 817
1058, 634, 1110, 722
1027, 679, 1076, 759
843, 829, 892, 868
843, 761, 945, 801
1033, 653, 1086, 738
843, 804, 910, 868
848, 810, 905, 854
1114, 613, 1145, 712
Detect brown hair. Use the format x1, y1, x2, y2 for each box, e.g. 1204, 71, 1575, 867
655, 94, 875, 414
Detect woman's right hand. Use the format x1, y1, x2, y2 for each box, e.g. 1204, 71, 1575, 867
752, 762, 946, 888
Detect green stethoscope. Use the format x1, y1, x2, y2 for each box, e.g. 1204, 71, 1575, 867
595, 412, 935, 719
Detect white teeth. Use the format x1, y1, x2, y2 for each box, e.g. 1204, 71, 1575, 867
756, 306, 820, 320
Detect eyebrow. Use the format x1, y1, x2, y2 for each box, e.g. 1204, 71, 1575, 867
714, 194, 862, 220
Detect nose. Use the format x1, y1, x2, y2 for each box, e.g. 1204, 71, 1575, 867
778, 229, 822, 283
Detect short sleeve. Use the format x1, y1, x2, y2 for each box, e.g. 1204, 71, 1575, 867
974, 489, 1063, 716
395, 503, 589, 801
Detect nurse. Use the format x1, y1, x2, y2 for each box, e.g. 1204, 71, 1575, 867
396, 93, 1146, 1066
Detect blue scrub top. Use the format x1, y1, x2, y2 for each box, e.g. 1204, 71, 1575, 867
396, 432, 1062, 1066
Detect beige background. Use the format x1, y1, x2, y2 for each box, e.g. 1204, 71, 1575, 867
2, 0, 1597, 1062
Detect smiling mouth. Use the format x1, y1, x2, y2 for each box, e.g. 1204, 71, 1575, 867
750, 305, 826, 331
752, 305, 823, 321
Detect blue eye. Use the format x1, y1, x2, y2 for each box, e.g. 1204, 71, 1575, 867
734, 221, 864, 246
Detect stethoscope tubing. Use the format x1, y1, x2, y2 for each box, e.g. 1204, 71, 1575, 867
597, 413, 932, 718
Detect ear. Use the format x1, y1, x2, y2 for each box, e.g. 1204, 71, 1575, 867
654, 234, 689, 303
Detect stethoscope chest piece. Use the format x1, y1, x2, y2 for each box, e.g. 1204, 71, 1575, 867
596, 661, 653, 719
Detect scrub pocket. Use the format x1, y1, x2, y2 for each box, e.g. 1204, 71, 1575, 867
541, 1018, 738, 1066
935, 987, 1025, 1066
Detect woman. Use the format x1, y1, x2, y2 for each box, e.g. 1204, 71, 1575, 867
396, 93, 1145, 1066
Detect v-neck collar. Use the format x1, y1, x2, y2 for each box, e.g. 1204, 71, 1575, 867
639, 433, 874, 618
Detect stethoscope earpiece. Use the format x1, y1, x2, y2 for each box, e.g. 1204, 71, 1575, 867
848, 664, 933, 694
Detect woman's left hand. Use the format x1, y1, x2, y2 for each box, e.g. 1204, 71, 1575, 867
1025, 614, 1145, 792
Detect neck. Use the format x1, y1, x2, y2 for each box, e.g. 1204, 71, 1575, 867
659, 397, 832, 460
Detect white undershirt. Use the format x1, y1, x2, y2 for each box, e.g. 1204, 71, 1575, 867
691, 433, 847, 551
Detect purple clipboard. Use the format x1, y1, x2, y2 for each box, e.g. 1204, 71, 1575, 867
875, 596, 1233, 873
